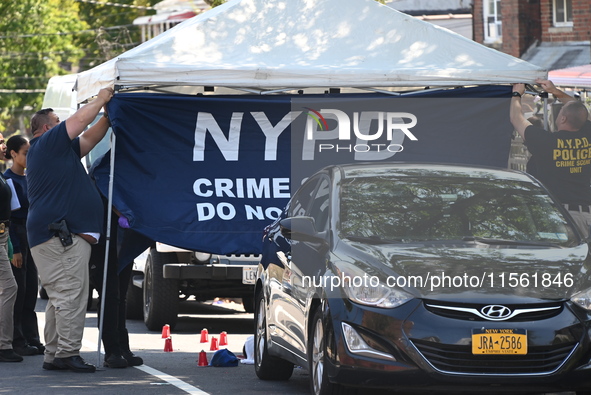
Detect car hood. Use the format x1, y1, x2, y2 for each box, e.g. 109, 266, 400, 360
342, 241, 591, 302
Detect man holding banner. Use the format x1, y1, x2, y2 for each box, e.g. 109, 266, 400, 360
27, 88, 113, 373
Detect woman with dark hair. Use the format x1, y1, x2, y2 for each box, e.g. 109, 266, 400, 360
0, 133, 20, 362
4, 135, 44, 356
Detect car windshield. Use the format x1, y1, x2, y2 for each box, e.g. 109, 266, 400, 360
339, 176, 579, 247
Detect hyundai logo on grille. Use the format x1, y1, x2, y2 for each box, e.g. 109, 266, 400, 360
481, 305, 512, 319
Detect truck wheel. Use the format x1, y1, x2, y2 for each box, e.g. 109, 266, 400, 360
143, 249, 179, 331
126, 275, 143, 320
242, 296, 255, 313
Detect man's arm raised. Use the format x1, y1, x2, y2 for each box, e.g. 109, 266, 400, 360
536, 79, 575, 103
65, 87, 113, 140
78, 114, 110, 158
64, 87, 113, 157
510, 83, 531, 141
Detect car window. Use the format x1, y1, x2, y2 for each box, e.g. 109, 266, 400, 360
289, 177, 320, 217
339, 176, 578, 246
308, 178, 330, 232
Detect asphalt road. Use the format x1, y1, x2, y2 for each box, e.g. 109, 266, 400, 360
0, 296, 581, 395
0, 297, 311, 395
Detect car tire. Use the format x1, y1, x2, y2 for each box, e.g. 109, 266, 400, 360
254, 290, 294, 380
242, 295, 255, 313
309, 307, 352, 395
126, 275, 143, 320
143, 249, 179, 331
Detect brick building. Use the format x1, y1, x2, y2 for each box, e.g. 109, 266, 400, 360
472, 0, 591, 70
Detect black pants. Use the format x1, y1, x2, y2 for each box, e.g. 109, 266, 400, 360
89, 237, 120, 357
10, 221, 41, 348
89, 233, 133, 357
117, 260, 133, 352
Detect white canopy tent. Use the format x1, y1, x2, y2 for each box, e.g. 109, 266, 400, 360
75, 0, 546, 102
547, 64, 591, 109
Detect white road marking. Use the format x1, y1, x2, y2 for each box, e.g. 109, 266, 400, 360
135, 365, 210, 394
37, 318, 210, 395
80, 339, 210, 395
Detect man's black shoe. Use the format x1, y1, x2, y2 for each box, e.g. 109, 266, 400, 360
0, 349, 23, 362
53, 356, 96, 373
14, 345, 40, 356
30, 342, 46, 354
42, 361, 68, 370
122, 350, 143, 366
104, 354, 128, 368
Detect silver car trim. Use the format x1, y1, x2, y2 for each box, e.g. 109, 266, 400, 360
425, 303, 560, 321
269, 339, 307, 364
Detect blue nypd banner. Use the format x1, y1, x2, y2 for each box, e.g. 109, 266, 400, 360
93, 86, 513, 254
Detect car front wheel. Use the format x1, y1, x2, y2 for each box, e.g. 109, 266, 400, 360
309, 307, 352, 395
254, 290, 293, 380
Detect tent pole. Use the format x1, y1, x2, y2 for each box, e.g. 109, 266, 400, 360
542, 91, 549, 130
97, 130, 117, 368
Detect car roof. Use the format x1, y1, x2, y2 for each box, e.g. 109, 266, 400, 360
333, 162, 535, 183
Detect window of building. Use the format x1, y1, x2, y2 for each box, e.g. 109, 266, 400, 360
483, 0, 502, 43
553, 0, 573, 26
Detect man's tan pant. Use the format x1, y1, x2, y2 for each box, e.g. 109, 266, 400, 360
31, 235, 91, 363
0, 231, 17, 350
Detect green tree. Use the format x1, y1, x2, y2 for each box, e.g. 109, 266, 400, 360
0, 0, 88, 133
204, 0, 226, 6
76, 0, 159, 70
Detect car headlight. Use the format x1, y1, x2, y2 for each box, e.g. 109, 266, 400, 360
571, 288, 591, 310
332, 261, 412, 308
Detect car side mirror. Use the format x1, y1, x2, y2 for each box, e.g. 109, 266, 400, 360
280, 216, 325, 243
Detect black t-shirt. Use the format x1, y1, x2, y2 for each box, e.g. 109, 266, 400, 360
0, 173, 12, 220
525, 121, 591, 205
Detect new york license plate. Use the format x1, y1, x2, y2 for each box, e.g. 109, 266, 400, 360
472, 328, 527, 355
